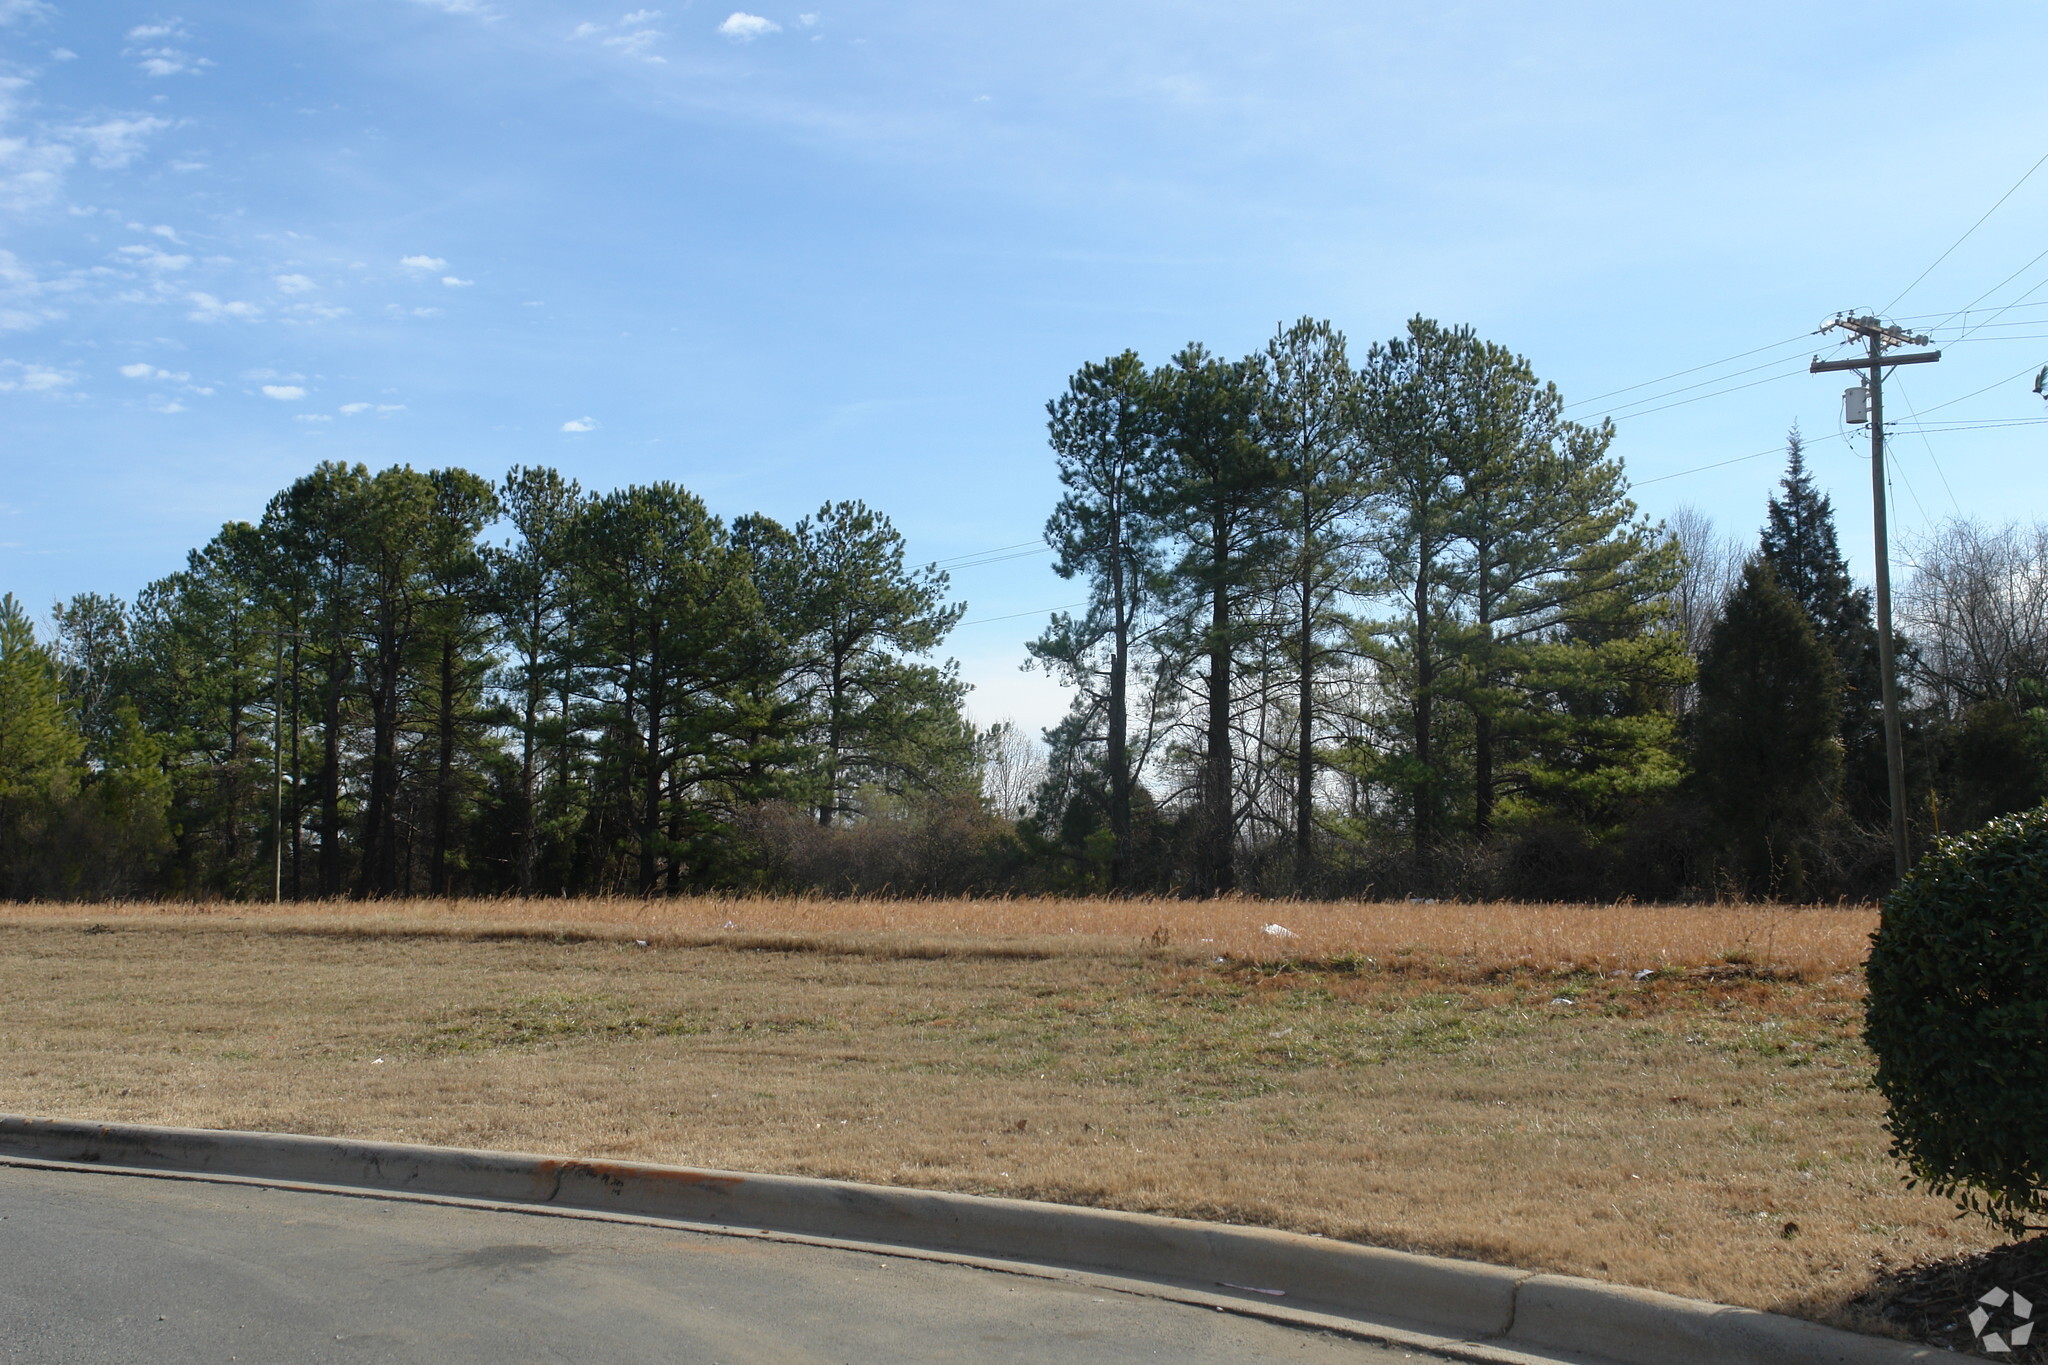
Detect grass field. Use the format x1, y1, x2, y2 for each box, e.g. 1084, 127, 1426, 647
0, 897, 1987, 1341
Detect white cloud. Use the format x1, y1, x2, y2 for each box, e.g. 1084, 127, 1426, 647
339, 402, 371, 414
275, 273, 316, 294
115, 244, 191, 271
66, 116, 172, 170
0, 359, 72, 392
339, 402, 406, 416
440, 275, 473, 287
561, 416, 597, 432
571, 21, 600, 38
0, 1, 53, 24
187, 291, 258, 321
261, 384, 306, 400
133, 48, 212, 78
605, 28, 665, 59
293, 413, 331, 422
621, 9, 662, 22
798, 12, 818, 25
149, 397, 186, 414
149, 224, 181, 240
410, 0, 496, 17
127, 22, 182, 39
400, 254, 447, 270
119, 362, 189, 381
718, 12, 779, 39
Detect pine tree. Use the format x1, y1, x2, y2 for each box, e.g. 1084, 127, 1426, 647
1758, 430, 1888, 821
0, 594, 83, 896
1029, 350, 1161, 892
1691, 560, 1843, 897
1150, 344, 1277, 894
1256, 318, 1368, 882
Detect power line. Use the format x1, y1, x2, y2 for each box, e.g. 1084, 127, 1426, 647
1901, 358, 2048, 418
1560, 330, 1818, 412
957, 600, 1087, 627
1883, 146, 2048, 312
1892, 417, 2048, 432
1915, 246, 2048, 334
1630, 444, 1784, 487
932, 539, 1042, 567
1887, 372, 1964, 517
1591, 350, 1818, 420
937, 545, 1053, 572
1595, 363, 1813, 423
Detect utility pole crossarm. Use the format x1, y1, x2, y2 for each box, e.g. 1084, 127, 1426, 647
1810, 350, 1941, 373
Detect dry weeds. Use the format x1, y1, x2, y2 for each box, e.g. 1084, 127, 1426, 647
0, 893, 1876, 979
0, 900, 1970, 1346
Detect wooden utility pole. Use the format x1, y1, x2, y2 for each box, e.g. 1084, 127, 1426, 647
1810, 315, 1940, 881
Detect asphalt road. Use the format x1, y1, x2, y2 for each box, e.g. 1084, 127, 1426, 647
0, 1163, 1450, 1364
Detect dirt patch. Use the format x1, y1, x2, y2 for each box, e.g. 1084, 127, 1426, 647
0, 906, 1980, 1346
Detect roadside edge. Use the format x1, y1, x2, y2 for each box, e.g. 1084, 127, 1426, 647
0, 1115, 1938, 1365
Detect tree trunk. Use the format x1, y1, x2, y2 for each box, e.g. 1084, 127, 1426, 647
318, 649, 345, 899
1206, 510, 1234, 895
1412, 543, 1434, 863
1294, 565, 1314, 883
431, 635, 456, 896
516, 598, 541, 896
1107, 522, 1131, 894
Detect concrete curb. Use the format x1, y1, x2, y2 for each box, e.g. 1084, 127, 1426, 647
0, 1116, 1938, 1365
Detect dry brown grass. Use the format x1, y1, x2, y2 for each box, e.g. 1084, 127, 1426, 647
0, 893, 1877, 979
0, 899, 1964, 1343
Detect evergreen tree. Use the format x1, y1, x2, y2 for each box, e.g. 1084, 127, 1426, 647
571, 482, 764, 891
0, 594, 82, 896
1692, 559, 1843, 897
1150, 343, 1277, 894
418, 468, 502, 894
791, 500, 968, 827
1758, 430, 1888, 821
51, 592, 134, 765
1029, 350, 1162, 891
1355, 319, 1464, 866
1256, 318, 1368, 881
491, 466, 588, 893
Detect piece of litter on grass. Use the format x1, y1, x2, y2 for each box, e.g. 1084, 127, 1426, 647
372, 1057, 384, 1064
1212, 956, 1227, 964
1549, 998, 1574, 1007
1633, 968, 1654, 980
1220, 1282, 1286, 1297
634, 939, 649, 948
1261, 923, 1296, 938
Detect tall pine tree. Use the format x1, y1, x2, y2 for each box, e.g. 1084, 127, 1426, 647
1692, 559, 1842, 898
1758, 430, 1888, 824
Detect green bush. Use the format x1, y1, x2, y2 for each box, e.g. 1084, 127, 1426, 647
1866, 803, 2048, 1232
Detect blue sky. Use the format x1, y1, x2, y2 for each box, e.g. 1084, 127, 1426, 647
3, 0, 2045, 734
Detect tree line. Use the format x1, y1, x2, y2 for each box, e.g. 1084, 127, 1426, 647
1, 465, 975, 899
1021, 317, 2048, 900
2, 314, 2042, 901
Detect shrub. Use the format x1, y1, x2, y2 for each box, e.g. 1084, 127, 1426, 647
1866, 803, 2048, 1232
